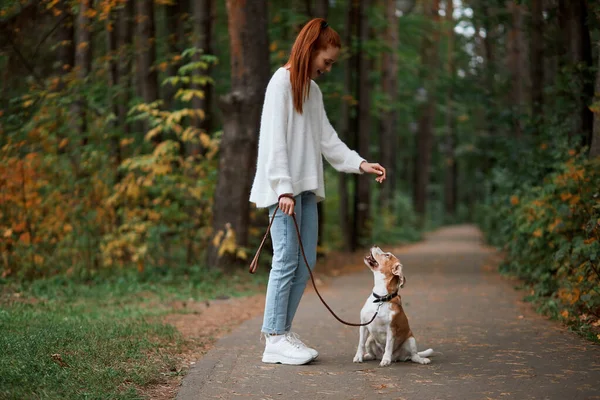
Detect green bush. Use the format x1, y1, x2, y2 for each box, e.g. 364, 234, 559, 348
478, 139, 600, 342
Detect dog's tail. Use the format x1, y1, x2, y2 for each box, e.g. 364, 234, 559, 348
418, 348, 435, 357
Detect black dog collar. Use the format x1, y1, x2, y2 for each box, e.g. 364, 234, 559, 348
372, 290, 398, 303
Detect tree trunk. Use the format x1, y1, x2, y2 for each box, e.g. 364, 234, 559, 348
530, 0, 544, 131
56, 0, 74, 81
444, 0, 457, 219
479, 0, 496, 137
506, 0, 525, 137
191, 0, 215, 151
163, 2, 181, 110
313, 0, 328, 256
308, 0, 329, 19
590, 41, 600, 159
379, 0, 398, 211
338, 0, 359, 252
136, 0, 159, 136
72, 0, 93, 143
106, 9, 121, 170
117, 0, 134, 137
559, 0, 594, 147
413, 0, 440, 221
207, 0, 270, 269
352, 0, 371, 250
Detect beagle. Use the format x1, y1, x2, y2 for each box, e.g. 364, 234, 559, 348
353, 246, 434, 367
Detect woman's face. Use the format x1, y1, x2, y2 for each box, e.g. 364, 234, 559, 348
311, 46, 340, 80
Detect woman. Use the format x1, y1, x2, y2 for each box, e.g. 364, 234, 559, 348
250, 18, 386, 365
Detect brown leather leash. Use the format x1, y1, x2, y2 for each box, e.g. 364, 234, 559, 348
249, 194, 380, 327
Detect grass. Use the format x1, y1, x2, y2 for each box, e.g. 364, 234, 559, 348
0, 267, 268, 400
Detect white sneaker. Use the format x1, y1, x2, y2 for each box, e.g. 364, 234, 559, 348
262, 334, 314, 365
286, 332, 319, 360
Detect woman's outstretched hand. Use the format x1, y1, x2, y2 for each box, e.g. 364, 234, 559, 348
360, 162, 386, 183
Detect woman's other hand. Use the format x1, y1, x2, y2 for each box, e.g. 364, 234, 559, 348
360, 162, 386, 183
279, 194, 295, 215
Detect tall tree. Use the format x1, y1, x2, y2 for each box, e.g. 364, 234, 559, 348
307, 0, 329, 19
72, 0, 93, 142
163, 2, 182, 110
558, 0, 593, 147
413, 0, 440, 220
590, 40, 600, 159
191, 0, 215, 148
338, 0, 359, 251
352, 0, 372, 249
117, 0, 134, 136
506, 0, 525, 137
207, 0, 270, 268
530, 0, 544, 131
136, 0, 159, 135
478, 0, 496, 137
55, 0, 74, 83
106, 7, 120, 170
444, 0, 457, 218
379, 0, 399, 210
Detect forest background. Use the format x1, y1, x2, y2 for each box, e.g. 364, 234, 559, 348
1, 0, 599, 398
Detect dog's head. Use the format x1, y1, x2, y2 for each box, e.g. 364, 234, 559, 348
364, 246, 406, 288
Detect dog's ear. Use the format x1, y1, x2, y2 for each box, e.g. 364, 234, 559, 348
392, 262, 403, 276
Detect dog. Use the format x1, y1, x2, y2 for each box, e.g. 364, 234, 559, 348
353, 246, 434, 367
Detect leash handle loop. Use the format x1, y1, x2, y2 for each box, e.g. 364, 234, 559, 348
250, 205, 378, 327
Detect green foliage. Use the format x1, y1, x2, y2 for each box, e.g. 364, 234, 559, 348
371, 192, 422, 246
0, 50, 219, 280
478, 134, 600, 342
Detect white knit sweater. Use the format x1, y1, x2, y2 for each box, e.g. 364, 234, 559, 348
250, 67, 365, 208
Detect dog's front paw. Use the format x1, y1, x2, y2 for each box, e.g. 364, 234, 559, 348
419, 357, 431, 365
379, 357, 392, 367
353, 353, 364, 363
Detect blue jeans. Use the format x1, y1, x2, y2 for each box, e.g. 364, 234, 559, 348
262, 191, 318, 334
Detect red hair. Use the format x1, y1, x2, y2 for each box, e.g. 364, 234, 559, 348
286, 18, 341, 114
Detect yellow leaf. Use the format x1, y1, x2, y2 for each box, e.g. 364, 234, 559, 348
34, 254, 44, 265
269, 41, 278, 52
120, 138, 134, 146
152, 164, 171, 175
561, 310, 569, 319
23, 99, 34, 108
59, 138, 69, 149
510, 195, 519, 206
3, 229, 12, 238
63, 224, 72, 233
145, 126, 163, 141
236, 249, 247, 260
533, 229, 542, 238
212, 230, 224, 247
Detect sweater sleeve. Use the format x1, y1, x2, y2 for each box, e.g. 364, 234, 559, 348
320, 92, 365, 174
264, 82, 294, 196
